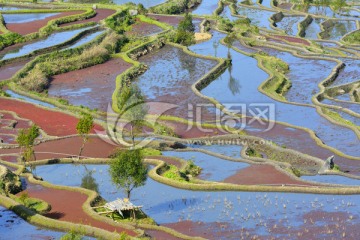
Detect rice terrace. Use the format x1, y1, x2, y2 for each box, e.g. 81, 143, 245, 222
0, 0, 360, 239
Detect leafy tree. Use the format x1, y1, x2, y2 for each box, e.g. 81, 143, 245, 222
17, 125, 40, 164
117, 84, 148, 147
332, 0, 347, 13
109, 149, 148, 199
76, 113, 94, 159
173, 13, 195, 46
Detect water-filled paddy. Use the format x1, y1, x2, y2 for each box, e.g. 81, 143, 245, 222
34, 163, 360, 238
0, 26, 94, 60
0, 205, 65, 239
135, 44, 217, 118
2, 13, 59, 23
189, 31, 360, 157
302, 174, 360, 186
237, 5, 276, 30
304, 18, 324, 39
274, 16, 303, 36
65, 30, 105, 50
323, 20, 357, 41
162, 150, 249, 181
192, 0, 219, 16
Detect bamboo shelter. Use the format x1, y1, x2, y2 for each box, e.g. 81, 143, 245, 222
94, 198, 143, 219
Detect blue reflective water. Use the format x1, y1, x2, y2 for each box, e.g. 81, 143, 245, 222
0, 26, 93, 60
188, 143, 243, 158
135, 44, 217, 117
304, 18, 323, 39
323, 20, 357, 41
189, 30, 360, 157
322, 98, 360, 115
34, 163, 360, 236
332, 58, 360, 87
5, 90, 56, 109
192, 0, 219, 16
302, 174, 360, 186
256, 47, 334, 105
64, 30, 105, 50
162, 150, 248, 181
3, 13, 59, 23
0, 6, 23, 11
0, 205, 64, 239
274, 16, 303, 36
258, 0, 273, 9
237, 5, 275, 30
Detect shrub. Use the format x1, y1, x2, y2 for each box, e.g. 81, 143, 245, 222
105, 10, 135, 34
172, 13, 195, 46
0, 32, 23, 50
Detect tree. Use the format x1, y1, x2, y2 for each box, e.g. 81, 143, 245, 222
109, 149, 148, 199
17, 125, 40, 165
117, 84, 148, 147
332, 0, 347, 13
174, 13, 195, 46
76, 113, 94, 159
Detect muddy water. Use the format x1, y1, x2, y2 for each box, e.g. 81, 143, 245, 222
34, 163, 360, 239
48, 57, 132, 111
189, 31, 360, 157
135, 44, 217, 118
0, 60, 29, 81
274, 16, 303, 36
0, 26, 94, 60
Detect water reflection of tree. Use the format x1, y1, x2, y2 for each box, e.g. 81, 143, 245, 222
178, 47, 196, 75
213, 40, 219, 57
227, 52, 241, 95
81, 166, 99, 193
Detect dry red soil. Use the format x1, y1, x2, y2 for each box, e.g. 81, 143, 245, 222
18, 180, 137, 237
6, 11, 83, 35
0, 98, 103, 136
0, 136, 119, 160
224, 164, 316, 186
147, 14, 184, 27
59, 9, 116, 27
271, 35, 311, 46
126, 20, 163, 37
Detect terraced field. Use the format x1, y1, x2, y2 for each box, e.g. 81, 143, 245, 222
0, 0, 360, 239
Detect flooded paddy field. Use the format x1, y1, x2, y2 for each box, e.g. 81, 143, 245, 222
0, 0, 359, 239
